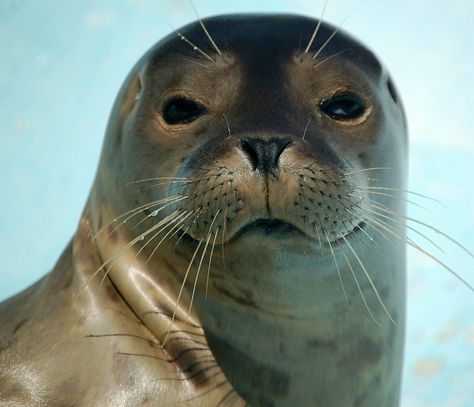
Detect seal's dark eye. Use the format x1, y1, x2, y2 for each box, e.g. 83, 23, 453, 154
320, 93, 366, 121
162, 97, 206, 125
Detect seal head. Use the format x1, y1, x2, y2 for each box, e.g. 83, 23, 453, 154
0, 14, 407, 407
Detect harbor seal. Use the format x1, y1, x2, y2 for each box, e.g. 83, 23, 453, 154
0, 14, 407, 406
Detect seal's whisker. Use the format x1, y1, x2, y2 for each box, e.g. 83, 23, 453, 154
364, 200, 444, 253
116, 351, 167, 361
304, 0, 328, 53
168, 346, 210, 363
96, 195, 187, 238
313, 49, 350, 69
323, 229, 349, 301
349, 190, 427, 212
335, 208, 378, 248
364, 213, 474, 291
344, 167, 393, 176
223, 113, 232, 138
189, 0, 222, 56
221, 209, 228, 267
343, 206, 394, 247
364, 197, 463, 254
347, 200, 419, 249
342, 235, 397, 324
160, 330, 208, 347
206, 227, 220, 298
314, 218, 325, 259
355, 221, 378, 245
173, 28, 215, 62
162, 365, 222, 385
136, 175, 218, 192
361, 210, 419, 249
163, 238, 204, 346
125, 176, 190, 185
369, 203, 474, 260
137, 181, 195, 191
100, 211, 186, 286
128, 197, 189, 232
84, 211, 181, 290
145, 211, 195, 264
175, 225, 193, 247
164, 335, 207, 347
188, 210, 220, 316
312, 13, 351, 61
301, 118, 311, 141
181, 56, 214, 70
86, 333, 161, 347
142, 310, 202, 328
341, 252, 382, 326
174, 210, 204, 248
161, 328, 205, 338
160, 330, 207, 346
125, 213, 185, 273
182, 379, 229, 403
360, 186, 444, 206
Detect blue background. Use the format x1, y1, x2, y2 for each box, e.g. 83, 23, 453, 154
1, 1, 473, 405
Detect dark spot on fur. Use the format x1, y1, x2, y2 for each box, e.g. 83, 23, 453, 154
346, 337, 383, 371
214, 285, 257, 307
12, 318, 28, 335
206, 329, 290, 405
306, 337, 338, 351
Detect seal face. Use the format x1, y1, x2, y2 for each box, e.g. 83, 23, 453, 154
0, 14, 407, 406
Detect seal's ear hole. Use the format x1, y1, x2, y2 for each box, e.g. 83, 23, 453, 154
162, 97, 207, 125
387, 77, 399, 104
319, 92, 366, 121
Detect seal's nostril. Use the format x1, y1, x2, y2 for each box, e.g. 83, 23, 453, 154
240, 140, 260, 171
239, 138, 293, 175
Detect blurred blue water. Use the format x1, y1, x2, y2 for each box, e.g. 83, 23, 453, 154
1, 1, 473, 405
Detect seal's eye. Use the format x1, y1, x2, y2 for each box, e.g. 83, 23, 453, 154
320, 93, 366, 121
162, 97, 207, 125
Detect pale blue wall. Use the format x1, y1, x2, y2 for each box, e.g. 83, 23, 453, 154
1, 1, 473, 405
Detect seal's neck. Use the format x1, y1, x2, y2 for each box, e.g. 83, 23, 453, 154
192, 243, 405, 406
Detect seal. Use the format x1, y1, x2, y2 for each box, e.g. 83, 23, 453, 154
0, 14, 407, 406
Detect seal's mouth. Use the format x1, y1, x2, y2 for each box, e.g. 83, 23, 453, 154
179, 217, 366, 246
232, 218, 306, 240
233, 218, 366, 245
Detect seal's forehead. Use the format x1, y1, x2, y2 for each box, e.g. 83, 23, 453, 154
151, 14, 382, 75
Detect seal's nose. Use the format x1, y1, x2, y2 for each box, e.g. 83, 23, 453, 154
239, 138, 293, 175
